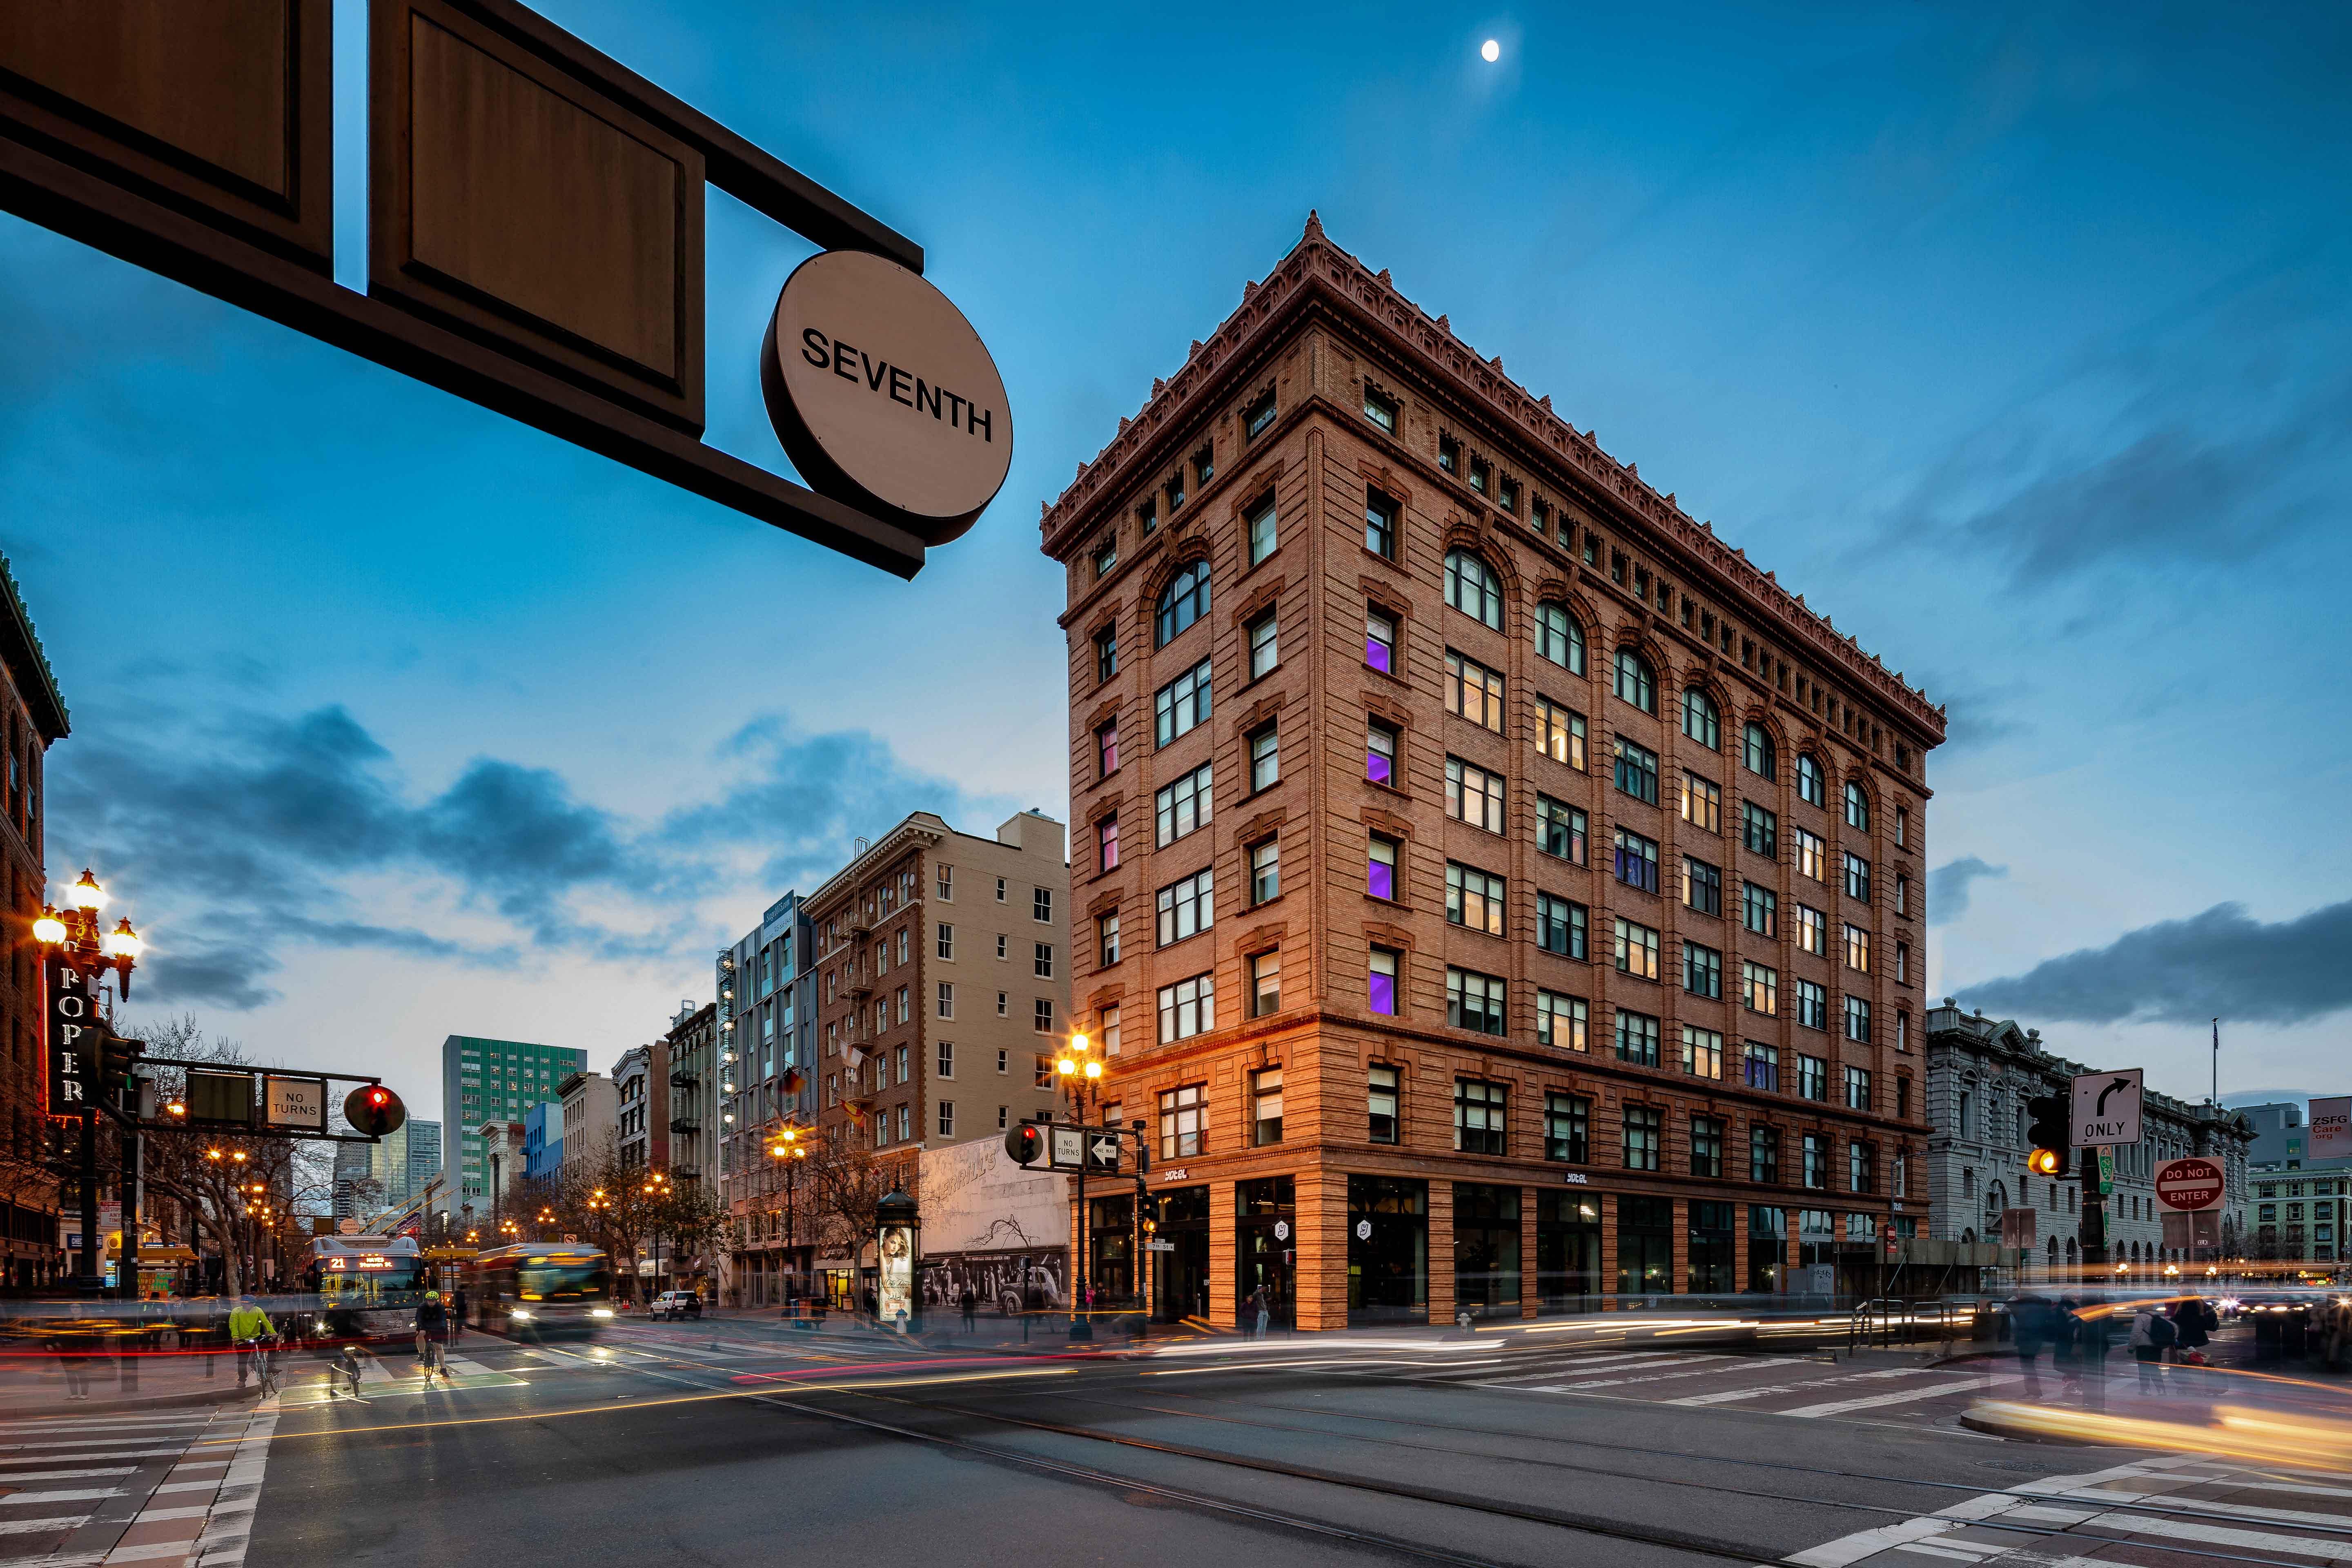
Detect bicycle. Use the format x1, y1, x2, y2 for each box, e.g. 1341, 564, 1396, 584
246, 1335, 281, 1400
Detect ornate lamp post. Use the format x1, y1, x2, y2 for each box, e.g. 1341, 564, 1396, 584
766, 1125, 808, 1305
642, 1171, 672, 1299
1055, 1030, 1105, 1340
34, 870, 140, 1295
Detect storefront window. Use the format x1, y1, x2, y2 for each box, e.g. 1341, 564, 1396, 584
1236, 1177, 1295, 1330
1537, 1191, 1601, 1313
1748, 1206, 1786, 1294
1348, 1175, 1427, 1324
1617, 1196, 1673, 1299
1687, 1200, 1737, 1296
1453, 1183, 1520, 1316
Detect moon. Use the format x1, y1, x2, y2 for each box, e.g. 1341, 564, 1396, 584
1481, 38, 1500, 62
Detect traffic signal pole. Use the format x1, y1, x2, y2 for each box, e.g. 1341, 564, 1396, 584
75, 1110, 99, 1294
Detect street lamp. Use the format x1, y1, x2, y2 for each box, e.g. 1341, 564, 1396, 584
35, 869, 142, 1295
642, 1172, 672, 1299
1054, 1030, 1107, 1340
767, 1125, 809, 1306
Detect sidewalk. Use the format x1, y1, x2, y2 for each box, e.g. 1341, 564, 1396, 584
0, 1345, 270, 1418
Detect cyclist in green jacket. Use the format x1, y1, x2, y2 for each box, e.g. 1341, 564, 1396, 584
228, 1297, 274, 1391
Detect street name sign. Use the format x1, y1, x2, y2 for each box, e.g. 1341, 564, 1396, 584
2154, 1156, 2226, 1212
2070, 1069, 2143, 1147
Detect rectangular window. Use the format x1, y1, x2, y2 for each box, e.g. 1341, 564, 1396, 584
1365, 607, 1397, 672
1844, 1065, 1872, 1111
1797, 1054, 1829, 1101
1034, 942, 1055, 979
1741, 960, 1778, 1016
1895, 873, 1910, 917
1844, 994, 1872, 1044
1535, 893, 1586, 958
1094, 627, 1118, 684
1096, 721, 1120, 778
938, 1100, 955, 1138
1445, 861, 1506, 936
936, 923, 955, 961
1247, 498, 1277, 565
1250, 952, 1281, 1018
1156, 869, 1214, 946
1794, 828, 1826, 882
1622, 1105, 1661, 1171
1802, 1134, 1827, 1189
1849, 1141, 1876, 1195
1252, 1066, 1284, 1143
1249, 838, 1281, 904
1796, 904, 1828, 956
1690, 1114, 1724, 1177
1364, 492, 1399, 559
1366, 834, 1400, 902
1844, 853, 1872, 904
1102, 1004, 1121, 1057
1097, 815, 1119, 871
1537, 698, 1587, 769
1683, 855, 1722, 916
1795, 980, 1829, 1031
1157, 976, 1215, 1044
1895, 942, 1910, 984
1614, 917, 1660, 980
1098, 913, 1120, 967
1249, 726, 1280, 791
1034, 997, 1054, 1033
1683, 941, 1722, 999
1439, 435, 1460, 474
936, 982, 954, 1019
1615, 1008, 1661, 1067
1750, 1126, 1781, 1184
1446, 967, 1507, 1035
1468, 455, 1490, 494
1844, 924, 1870, 972
1895, 805, 1910, 848
1363, 388, 1398, 434
1681, 773, 1721, 833
1454, 1078, 1506, 1155
1537, 989, 1588, 1051
1445, 650, 1506, 731
1545, 1093, 1590, 1163
1166, 472, 1185, 514
1244, 390, 1276, 439
1247, 611, 1278, 679
1155, 762, 1213, 847
1742, 801, 1778, 858
1368, 946, 1401, 1016
1535, 795, 1587, 864
1367, 720, 1398, 786
1742, 881, 1778, 937
1446, 756, 1506, 832
1158, 1083, 1206, 1158
1613, 735, 1659, 804
1154, 658, 1213, 747
1743, 1041, 1780, 1091
1367, 1064, 1401, 1143
1496, 475, 1519, 514
1612, 828, 1660, 894
1034, 887, 1053, 923
1682, 1025, 1724, 1080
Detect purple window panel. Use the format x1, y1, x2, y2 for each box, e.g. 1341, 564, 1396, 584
1367, 749, 1391, 786
1366, 636, 1392, 674
1368, 971, 1397, 1015
1367, 857, 1395, 901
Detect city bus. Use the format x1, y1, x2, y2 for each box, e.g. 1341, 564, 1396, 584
297, 1234, 428, 1343
463, 1242, 614, 1340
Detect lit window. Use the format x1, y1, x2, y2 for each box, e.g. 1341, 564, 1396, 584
1446, 967, 1506, 1035
1537, 990, 1588, 1052
1614, 917, 1661, 980
1446, 757, 1506, 833
1367, 721, 1398, 786
1445, 861, 1506, 936
1445, 649, 1505, 731
1368, 947, 1401, 1016
1537, 699, 1586, 769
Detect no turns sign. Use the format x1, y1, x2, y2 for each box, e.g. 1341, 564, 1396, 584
2155, 1156, 2225, 1212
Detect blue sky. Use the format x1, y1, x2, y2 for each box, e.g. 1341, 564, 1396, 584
4, 1, 2345, 1128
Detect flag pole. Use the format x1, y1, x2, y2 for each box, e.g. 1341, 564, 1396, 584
2211, 1017, 2220, 1106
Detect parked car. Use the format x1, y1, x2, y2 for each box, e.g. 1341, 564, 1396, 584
648, 1290, 703, 1321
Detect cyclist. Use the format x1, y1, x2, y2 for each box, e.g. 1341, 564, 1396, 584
414, 1290, 450, 1381
228, 1295, 275, 1394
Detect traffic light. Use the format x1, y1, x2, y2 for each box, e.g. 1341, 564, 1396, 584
2024, 1094, 2070, 1180
1003, 1122, 1043, 1167
98, 1033, 140, 1108
344, 1083, 407, 1138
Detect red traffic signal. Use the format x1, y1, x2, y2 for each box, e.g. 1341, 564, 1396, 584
344, 1083, 408, 1138
1003, 1122, 1043, 1167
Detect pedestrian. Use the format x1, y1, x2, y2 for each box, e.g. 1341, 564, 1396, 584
228, 1295, 274, 1393
959, 1287, 976, 1334
1250, 1283, 1270, 1339
49, 1324, 93, 1403
2128, 1302, 2174, 1394
2052, 1296, 2084, 1394
2009, 1294, 2051, 1395
450, 1287, 468, 1341
414, 1290, 449, 1381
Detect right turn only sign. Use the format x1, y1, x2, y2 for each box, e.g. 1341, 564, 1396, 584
2155, 1156, 2226, 1212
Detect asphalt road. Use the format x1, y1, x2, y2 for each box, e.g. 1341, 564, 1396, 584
235, 1318, 2214, 1568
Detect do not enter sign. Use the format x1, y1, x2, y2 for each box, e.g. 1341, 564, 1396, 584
2155, 1156, 2225, 1212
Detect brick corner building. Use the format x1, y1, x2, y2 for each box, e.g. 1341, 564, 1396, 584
0, 550, 64, 1287
1039, 214, 1946, 1331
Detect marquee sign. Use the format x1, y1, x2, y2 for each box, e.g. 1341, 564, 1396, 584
44, 956, 98, 1117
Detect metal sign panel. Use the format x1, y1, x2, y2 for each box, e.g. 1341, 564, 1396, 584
1084, 1133, 1122, 1176
265, 1074, 328, 1131
42, 957, 98, 1116
187, 1068, 256, 1127
1047, 1125, 1086, 1173
2310, 1096, 2352, 1160
2154, 1156, 2225, 1213
1999, 1207, 2036, 1249
2070, 1069, 2142, 1147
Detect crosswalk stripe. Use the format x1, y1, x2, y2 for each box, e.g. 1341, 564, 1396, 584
0, 1516, 94, 1536
1489, 1353, 1738, 1390
0, 1449, 191, 1465
0, 1468, 134, 1483
1778, 1372, 2020, 1417
0, 1490, 123, 1505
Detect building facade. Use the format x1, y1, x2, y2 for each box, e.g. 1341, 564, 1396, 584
1923, 1002, 2254, 1274
1039, 218, 1945, 1330
0, 552, 65, 1288
557, 1070, 617, 1179
612, 1043, 667, 1171
799, 811, 1069, 1292
717, 895, 815, 1305
439, 1036, 586, 1223
2233, 1104, 2349, 1265
523, 1102, 562, 1182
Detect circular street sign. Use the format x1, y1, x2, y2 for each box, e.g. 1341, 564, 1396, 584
1356, 1219, 1373, 1241
1273, 1220, 1291, 1242
2155, 1156, 2225, 1212
762, 249, 1012, 546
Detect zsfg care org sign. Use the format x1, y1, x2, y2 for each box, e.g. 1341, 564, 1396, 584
762, 250, 1011, 545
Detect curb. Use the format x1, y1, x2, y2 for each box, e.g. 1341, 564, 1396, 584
0, 1384, 257, 1420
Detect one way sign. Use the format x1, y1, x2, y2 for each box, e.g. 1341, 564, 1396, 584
2071, 1068, 2143, 1148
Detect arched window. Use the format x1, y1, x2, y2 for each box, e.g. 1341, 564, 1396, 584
1743, 722, 1775, 780
1443, 549, 1503, 629
1844, 780, 1869, 831
1154, 559, 1209, 647
1534, 601, 1583, 673
1961, 1167, 1975, 1198
1795, 752, 1824, 805
1681, 687, 1719, 750
1613, 649, 1655, 713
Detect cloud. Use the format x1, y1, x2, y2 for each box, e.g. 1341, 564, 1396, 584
1927, 856, 2007, 926
45, 701, 996, 1009
1958, 898, 2352, 1026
